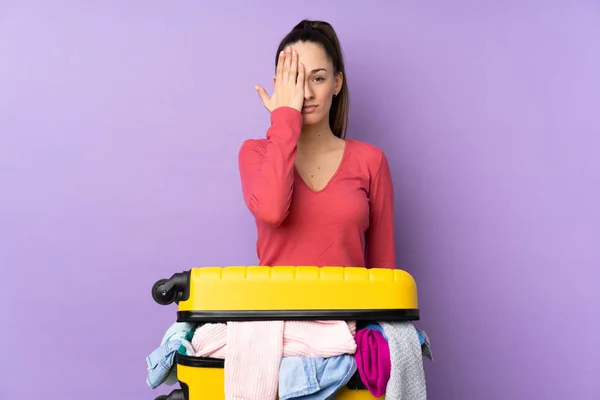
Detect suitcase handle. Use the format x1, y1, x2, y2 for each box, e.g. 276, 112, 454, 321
151, 271, 190, 305
155, 389, 185, 400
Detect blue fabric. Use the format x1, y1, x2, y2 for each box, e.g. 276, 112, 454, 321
162, 322, 194, 343
146, 322, 195, 388
146, 340, 182, 388
178, 324, 198, 355
278, 355, 357, 400
416, 329, 425, 346
177, 340, 195, 356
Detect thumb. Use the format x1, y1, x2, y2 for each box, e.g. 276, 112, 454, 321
254, 85, 270, 105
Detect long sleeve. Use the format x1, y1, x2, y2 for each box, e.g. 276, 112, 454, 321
238, 107, 302, 227
365, 151, 397, 269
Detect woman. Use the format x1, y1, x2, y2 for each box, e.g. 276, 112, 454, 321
238, 19, 396, 269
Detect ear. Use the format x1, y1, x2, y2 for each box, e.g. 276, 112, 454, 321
273, 76, 277, 86
334, 71, 344, 95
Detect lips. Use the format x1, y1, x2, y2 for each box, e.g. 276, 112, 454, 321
302, 105, 317, 113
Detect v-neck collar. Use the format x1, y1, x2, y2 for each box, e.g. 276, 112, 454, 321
294, 139, 350, 194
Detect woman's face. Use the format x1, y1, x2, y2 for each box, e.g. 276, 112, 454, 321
278, 41, 343, 127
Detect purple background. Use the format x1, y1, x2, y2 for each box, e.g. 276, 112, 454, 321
1, 1, 599, 399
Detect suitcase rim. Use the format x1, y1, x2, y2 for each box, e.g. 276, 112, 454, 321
176, 308, 419, 322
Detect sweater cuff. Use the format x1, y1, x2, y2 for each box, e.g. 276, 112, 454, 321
270, 107, 303, 136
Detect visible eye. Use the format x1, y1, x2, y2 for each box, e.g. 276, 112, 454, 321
312, 76, 326, 82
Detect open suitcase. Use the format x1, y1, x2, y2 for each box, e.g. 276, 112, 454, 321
151, 266, 420, 400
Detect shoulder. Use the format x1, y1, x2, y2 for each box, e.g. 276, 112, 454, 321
346, 140, 393, 193
238, 138, 267, 158
347, 139, 389, 171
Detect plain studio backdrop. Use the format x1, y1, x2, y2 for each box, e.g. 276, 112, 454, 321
1, 1, 599, 399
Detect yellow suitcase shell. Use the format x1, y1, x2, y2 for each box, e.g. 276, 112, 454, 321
152, 266, 419, 322
155, 354, 384, 400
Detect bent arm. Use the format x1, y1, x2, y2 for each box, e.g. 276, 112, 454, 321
238, 107, 302, 226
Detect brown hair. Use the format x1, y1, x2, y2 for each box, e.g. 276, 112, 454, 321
275, 20, 349, 139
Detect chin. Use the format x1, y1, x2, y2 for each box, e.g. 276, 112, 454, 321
301, 113, 325, 126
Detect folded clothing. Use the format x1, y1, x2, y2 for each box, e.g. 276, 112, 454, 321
354, 328, 391, 398
380, 321, 427, 400
279, 355, 357, 400
192, 320, 357, 359
146, 322, 195, 388
225, 321, 284, 400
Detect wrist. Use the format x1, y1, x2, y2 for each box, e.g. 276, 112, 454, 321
270, 107, 303, 134
272, 105, 302, 113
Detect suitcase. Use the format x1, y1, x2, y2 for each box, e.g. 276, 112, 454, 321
152, 266, 420, 400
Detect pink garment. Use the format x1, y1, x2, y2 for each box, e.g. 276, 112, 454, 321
224, 321, 283, 400
354, 328, 391, 398
192, 320, 357, 359
191, 320, 357, 400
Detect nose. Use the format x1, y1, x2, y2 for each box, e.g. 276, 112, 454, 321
304, 81, 315, 100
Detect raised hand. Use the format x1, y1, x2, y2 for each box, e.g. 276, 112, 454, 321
255, 47, 305, 113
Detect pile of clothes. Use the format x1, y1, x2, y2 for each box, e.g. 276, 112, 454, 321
146, 320, 432, 399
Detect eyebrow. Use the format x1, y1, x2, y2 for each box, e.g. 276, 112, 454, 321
310, 68, 328, 74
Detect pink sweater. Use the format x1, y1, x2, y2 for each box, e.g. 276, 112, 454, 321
192, 320, 357, 359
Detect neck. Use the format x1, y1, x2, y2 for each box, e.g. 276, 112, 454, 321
298, 120, 337, 152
